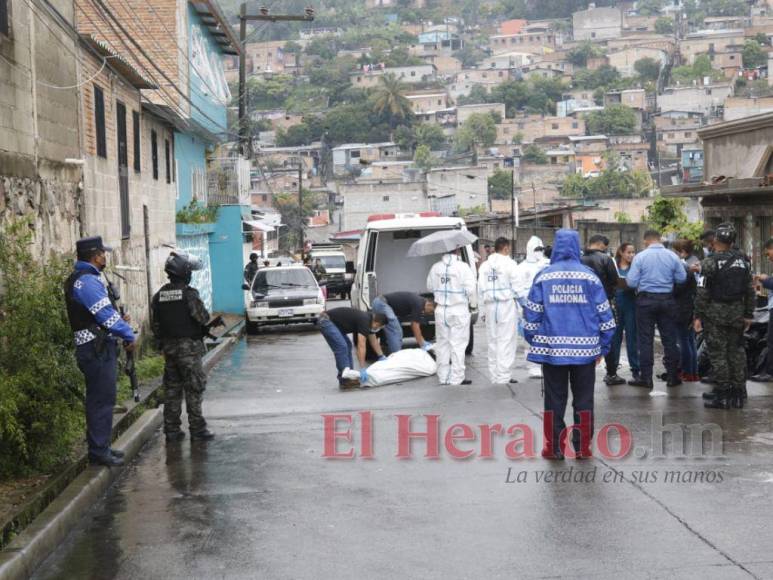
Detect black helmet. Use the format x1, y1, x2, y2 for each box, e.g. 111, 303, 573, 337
164, 251, 203, 282
715, 222, 736, 245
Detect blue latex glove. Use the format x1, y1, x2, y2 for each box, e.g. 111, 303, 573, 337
359, 369, 369, 383
422, 341, 434, 351
378, 355, 387, 362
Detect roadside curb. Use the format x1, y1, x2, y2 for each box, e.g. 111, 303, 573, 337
0, 408, 163, 580
0, 320, 243, 580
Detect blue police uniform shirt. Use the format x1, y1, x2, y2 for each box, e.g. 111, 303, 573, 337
72, 261, 135, 344
626, 243, 686, 293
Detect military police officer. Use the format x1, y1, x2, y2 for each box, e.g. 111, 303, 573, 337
152, 251, 215, 442
65, 236, 136, 467
694, 223, 755, 409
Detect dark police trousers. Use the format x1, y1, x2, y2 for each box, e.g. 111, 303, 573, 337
75, 340, 118, 459
542, 362, 595, 455
636, 292, 679, 383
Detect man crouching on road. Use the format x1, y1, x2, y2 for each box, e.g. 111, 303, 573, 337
523, 229, 616, 460
371, 292, 435, 354
317, 306, 387, 388
152, 251, 215, 442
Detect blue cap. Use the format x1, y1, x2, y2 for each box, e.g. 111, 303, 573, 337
76, 236, 112, 254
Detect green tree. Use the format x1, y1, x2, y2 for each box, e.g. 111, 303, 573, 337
370, 74, 414, 129
274, 190, 323, 252
562, 153, 653, 198
671, 54, 724, 84
644, 195, 703, 241
637, 0, 664, 15
743, 39, 767, 69
414, 123, 446, 150
615, 211, 632, 224
453, 45, 487, 68
0, 219, 85, 477
455, 112, 497, 151
634, 57, 661, 81
393, 125, 416, 152
654, 16, 674, 34
574, 64, 622, 90
245, 75, 294, 109
414, 144, 434, 171
755, 32, 770, 46
456, 84, 491, 106
522, 144, 548, 164
304, 35, 340, 60
284, 40, 302, 53
276, 124, 313, 147
567, 41, 604, 67
488, 169, 513, 200
585, 104, 638, 135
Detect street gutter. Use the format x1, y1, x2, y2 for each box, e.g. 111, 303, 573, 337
0, 318, 244, 580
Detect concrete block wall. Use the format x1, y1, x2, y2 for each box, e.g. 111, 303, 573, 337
0, 0, 82, 257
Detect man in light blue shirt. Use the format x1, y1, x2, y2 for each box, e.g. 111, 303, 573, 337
625, 229, 686, 388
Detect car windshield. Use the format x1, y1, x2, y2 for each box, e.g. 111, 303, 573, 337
253, 268, 317, 291
316, 255, 346, 270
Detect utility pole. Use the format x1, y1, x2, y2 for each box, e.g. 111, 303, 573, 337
532, 182, 538, 234
298, 164, 304, 259
510, 169, 516, 259
238, 5, 315, 155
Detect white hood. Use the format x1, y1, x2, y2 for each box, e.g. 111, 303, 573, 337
525, 236, 544, 263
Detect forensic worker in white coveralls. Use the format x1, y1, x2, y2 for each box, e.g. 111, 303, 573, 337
427, 246, 477, 385
478, 237, 520, 385
513, 235, 550, 378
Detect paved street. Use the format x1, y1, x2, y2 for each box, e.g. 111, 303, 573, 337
32, 300, 773, 580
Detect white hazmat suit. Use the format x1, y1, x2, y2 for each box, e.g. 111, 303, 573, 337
427, 253, 477, 385
477, 251, 519, 384
513, 236, 550, 378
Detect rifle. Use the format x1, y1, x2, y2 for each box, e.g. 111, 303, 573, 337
204, 315, 226, 340
119, 306, 141, 402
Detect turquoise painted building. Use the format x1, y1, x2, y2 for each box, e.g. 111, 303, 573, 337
174, 1, 247, 314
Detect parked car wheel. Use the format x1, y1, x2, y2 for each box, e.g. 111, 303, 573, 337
245, 314, 260, 335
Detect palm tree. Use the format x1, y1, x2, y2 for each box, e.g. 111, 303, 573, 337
371, 74, 413, 131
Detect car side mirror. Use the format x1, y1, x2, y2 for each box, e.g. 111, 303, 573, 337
242, 283, 250, 291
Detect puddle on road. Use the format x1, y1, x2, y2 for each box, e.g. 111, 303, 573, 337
747, 432, 773, 446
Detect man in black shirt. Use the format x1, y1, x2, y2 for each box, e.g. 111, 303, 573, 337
317, 307, 387, 388
243, 253, 259, 283
581, 234, 623, 385
372, 292, 435, 354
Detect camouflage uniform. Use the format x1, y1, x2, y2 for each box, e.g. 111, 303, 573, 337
152, 282, 210, 435
695, 253, 754, 393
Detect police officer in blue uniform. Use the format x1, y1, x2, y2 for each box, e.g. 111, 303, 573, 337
65, 237, 136, 467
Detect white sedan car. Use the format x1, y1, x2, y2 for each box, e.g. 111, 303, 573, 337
243, 266, 325, 333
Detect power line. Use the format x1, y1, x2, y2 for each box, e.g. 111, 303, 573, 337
109, 0, 230, 108
0, 50, 115, 89
77, 0, 191, 122
87, 0, 237, 137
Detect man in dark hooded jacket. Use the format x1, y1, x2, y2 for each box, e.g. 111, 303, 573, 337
523, 229, 616, 460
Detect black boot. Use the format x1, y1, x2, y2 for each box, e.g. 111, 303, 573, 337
732, 387, 747, 409
702, 387, 723, 400
704, 386, 732, 409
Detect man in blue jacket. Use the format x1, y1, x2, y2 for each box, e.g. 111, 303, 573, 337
65, 237, 136, 467
523, 229, 616, 460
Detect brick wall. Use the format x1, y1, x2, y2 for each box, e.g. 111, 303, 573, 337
75, 0, 185, 113
79, 48, 177, 330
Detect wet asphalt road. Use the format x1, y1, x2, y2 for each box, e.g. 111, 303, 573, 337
32, 300, 773, 579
